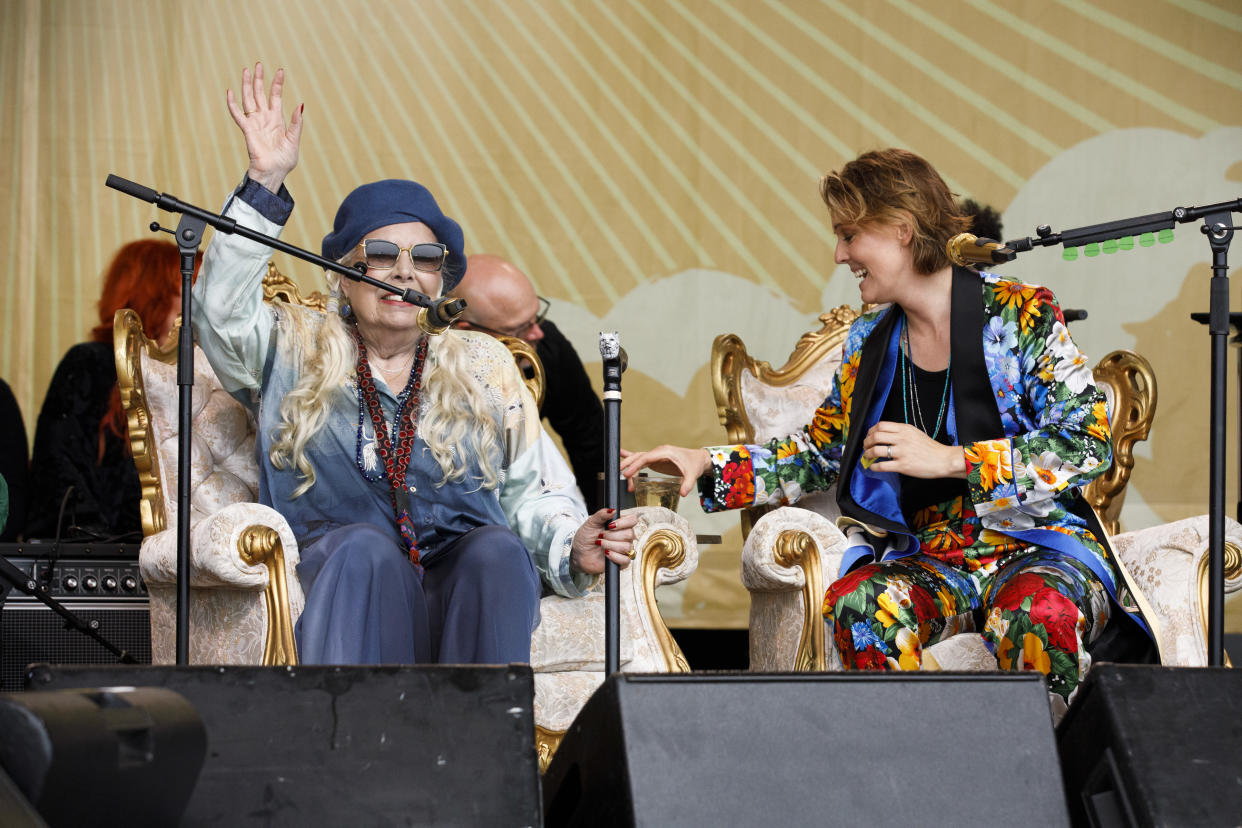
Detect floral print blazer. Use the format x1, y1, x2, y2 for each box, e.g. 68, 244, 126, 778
701, 269, 1126, 584
699, 267, 1157, 660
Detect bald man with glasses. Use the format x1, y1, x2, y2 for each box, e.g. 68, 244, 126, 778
451, 254, 606, 511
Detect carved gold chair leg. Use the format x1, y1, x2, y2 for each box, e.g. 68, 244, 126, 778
1199, 540, 1241, 668
238, 525, 300, 666
536, 727, 565, 774
640, 528, 693, 673
775, 529, 826, 672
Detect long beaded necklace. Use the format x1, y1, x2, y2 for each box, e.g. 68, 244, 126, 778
352, 326, 429, 573
900, 318, 951, 441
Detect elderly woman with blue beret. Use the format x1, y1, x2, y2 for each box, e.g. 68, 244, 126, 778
193, 63, 637, 665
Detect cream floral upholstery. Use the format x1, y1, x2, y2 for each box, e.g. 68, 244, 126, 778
714, 312, 1239, 673
115, 308, 303, 667
115, 266, 697, 770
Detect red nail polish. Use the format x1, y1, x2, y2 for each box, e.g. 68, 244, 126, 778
594, 539, 602, 546
597, 532, 603, 539
607, 523, 616, 530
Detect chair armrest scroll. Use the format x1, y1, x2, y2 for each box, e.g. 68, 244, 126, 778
139, 502, 301, 589
742, 507, 847, 672
630, 506, 698, 672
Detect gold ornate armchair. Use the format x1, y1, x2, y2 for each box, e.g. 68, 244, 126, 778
116, 264, 697, 769
713, 311, 1241, 672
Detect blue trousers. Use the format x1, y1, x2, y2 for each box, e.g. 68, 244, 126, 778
294, 523, 542, 665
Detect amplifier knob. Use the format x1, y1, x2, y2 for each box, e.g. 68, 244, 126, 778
102, 575, 118, 591
63, 575, 79, 591
83, 575, 99, 591
122, 576, 138, 592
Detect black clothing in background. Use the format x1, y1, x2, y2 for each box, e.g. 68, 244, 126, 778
26, 342, 141, 540
0, 377, 29, 541
535, 320, 606, 513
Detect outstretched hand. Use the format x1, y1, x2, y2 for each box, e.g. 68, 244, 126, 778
225, 62, 303, 194
571, 508, 640, 574
618, 445, 710, 498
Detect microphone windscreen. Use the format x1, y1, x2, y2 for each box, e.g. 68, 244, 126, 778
106, 174, 159, 204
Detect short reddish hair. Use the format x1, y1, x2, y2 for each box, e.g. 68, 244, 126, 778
819, 148, 970, 275
92, 240, 202, 456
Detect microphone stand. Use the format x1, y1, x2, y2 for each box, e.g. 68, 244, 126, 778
599, 333, 627, 676
1003, 196, 1242, 667
105, 174, 467, 665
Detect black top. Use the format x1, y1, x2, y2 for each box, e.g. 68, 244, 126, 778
26, 342, 142, 541
0, 377, 28, 541
534, 320, 606, 513
880, 353, 970, 526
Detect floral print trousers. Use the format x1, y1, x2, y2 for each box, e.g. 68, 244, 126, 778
823, 548, 1111, 704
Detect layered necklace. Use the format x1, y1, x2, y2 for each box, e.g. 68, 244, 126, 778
352, 326, 429, 573
900, 318, 951, 441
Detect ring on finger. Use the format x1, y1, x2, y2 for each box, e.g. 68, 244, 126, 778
625, 548, 636, 560
886, 445, 893, 460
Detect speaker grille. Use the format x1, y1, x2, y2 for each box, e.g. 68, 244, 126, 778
1, 602, 151, 690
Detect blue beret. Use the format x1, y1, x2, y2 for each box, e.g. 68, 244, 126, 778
320, 179, 466, 292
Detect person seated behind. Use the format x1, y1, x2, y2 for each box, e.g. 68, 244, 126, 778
26, 240, 198, 541
450, 254, 606, 512
193, 63, 636, 666
0, 377, 28, 541
960, 197, 1004, 244
622, 148, 1157, 712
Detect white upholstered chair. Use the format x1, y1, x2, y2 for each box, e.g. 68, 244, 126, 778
115, 264, 697, 770
712, 309, 1241, 672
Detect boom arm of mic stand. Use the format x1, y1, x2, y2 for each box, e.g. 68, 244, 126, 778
105, 174, 456, 316
1003, 197, 1242, 257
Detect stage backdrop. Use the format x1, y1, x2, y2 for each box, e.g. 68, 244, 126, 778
2, 0, 1240, 630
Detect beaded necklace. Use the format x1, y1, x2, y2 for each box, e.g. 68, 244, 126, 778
352, 326, 429, 572
900, 318, 951, 441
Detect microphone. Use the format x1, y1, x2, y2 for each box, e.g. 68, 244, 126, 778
1062, 308, 1088, 323
946, 233, 1017, 267
416, 295, 467, 335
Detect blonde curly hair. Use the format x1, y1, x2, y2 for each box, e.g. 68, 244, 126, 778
268, 272, 503, 497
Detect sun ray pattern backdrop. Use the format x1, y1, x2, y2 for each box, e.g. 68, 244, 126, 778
2, 0, 1240, 628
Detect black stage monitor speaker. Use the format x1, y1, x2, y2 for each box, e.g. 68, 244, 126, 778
0, 686, 205, 827
0, 555, 150, 690
1058, 664, 1242, 827
543, 671, 1069, 827
29, 664, 542, 827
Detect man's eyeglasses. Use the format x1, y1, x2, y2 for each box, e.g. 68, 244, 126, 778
353, 239, 447, 272
465, 296, 551, 338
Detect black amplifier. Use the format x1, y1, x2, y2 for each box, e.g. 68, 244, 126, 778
1, 549, 150, 691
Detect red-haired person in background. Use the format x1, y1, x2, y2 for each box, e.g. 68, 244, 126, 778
25, 240, 201, 540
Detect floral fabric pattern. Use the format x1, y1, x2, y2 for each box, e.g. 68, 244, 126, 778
823, 548, 1109, 702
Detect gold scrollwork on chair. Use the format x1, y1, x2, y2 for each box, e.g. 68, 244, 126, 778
1197, 540, 1241, 667
536, 727, 563, 775
262, 261, 331, 312
238, 525, 300, 666
1084, 349, 1158, 536
639, 529, 692, 673
711, 305, 858, 538
774, 529, 826, 672
114, 308, 177, 537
